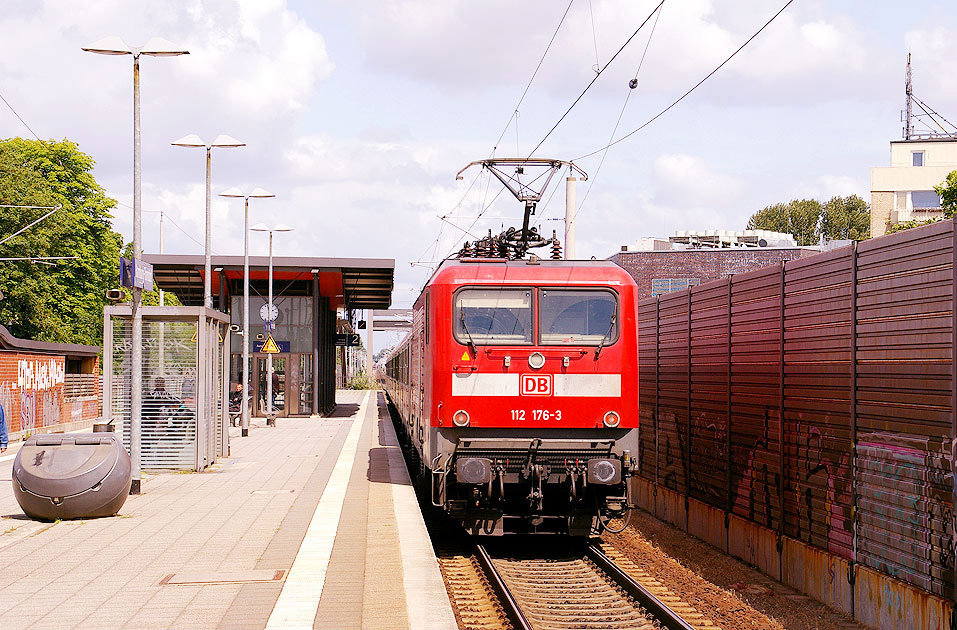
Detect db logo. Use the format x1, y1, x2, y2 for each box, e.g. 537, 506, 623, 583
521, 374, 552, 396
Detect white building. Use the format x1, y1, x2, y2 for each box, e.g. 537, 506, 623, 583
870, 138, 957, 237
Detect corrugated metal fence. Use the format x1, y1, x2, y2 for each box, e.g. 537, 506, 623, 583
637, 219, 955, 616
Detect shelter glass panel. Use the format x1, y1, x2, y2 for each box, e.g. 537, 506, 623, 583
111, 320, 198, 468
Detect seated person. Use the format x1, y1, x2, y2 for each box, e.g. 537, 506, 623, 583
229, 383, 244, 412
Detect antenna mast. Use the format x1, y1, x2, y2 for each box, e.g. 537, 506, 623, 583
904, 53, 913, 140
900, 54, 957, 140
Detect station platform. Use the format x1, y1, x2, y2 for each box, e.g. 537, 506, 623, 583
0, 390, 457, 630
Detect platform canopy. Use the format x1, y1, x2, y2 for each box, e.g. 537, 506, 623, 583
142, 254, 394, 311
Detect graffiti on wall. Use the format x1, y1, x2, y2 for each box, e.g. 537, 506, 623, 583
793, 422, 853, 558
856, 431, 952, 596
18, 358, 64, 391
657, 410, 685, 491
689, 411, 728, 506
731, 408, 777, 529
3, 355, 67, 433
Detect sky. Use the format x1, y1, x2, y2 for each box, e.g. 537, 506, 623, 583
2, 0, 956, 353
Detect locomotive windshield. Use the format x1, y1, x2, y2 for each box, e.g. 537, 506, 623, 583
454, 289, 533, 344
539, 289, 618, 346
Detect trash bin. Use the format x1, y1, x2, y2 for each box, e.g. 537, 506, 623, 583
12, 433, 132, 521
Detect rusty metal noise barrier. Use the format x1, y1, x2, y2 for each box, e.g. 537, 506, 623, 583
635, 219, 957, 629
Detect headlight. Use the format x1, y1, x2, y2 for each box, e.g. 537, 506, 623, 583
456, 457, 492, 484
587, 458, 622, 485
528, 352, 546, 369
452, 409, 470, 427
603, 410, 620, 428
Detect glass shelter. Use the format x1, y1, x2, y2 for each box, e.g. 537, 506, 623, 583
104, 306, 230, 471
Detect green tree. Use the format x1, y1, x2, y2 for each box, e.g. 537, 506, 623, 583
0, 137, 122, 345
819, 194, 870, 240
746, 199, 822, 246
934, 170, 957, 218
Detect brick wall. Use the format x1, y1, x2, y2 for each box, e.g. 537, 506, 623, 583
610, 248, 818, 300
870, 191, 894, 238
0, 351, 100, 435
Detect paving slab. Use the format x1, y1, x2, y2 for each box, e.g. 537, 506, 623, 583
0, 390, 455, 630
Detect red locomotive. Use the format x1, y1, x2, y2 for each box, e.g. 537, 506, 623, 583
383, 256, 639, 535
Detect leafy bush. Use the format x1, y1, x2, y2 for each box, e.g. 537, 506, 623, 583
348, 372, 377, 390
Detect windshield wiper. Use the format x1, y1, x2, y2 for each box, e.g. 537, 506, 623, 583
460, 311, 478, 358
594, 313, 617, 360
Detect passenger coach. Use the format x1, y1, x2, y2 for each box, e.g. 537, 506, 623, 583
384, 257, 638, 535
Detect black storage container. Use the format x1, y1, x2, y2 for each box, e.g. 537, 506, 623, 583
12, 432, 132, 521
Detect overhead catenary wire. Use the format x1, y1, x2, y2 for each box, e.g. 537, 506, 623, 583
577, 1, 665, 215
575, 0, 796, 161
588, 0, 601, 73
0, 205, 63, 247
0, 90, 40, 140
142, 208, 219, 254
440, 185, 508, 261
414, 165, 486, 269
491, 0, 576, 153
527, 0, 667, 158
424, 0, 575, 270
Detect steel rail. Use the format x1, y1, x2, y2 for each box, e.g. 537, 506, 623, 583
474, 543, 533, 630
585, 542, 697, 630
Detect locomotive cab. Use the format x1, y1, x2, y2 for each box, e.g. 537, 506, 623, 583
385, 258, 639, 536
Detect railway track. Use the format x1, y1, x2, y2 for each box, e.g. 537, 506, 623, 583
468, 539, 702, 630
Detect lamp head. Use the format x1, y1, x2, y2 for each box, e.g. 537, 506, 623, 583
250, 223, 269, 232
139, 37, 190, 57
83, 36, 188, 57
249, 187, 275, 198
273, 224, 293, 232
218, 187, 245, 198
82, 36, 132, 55
211, 134, 245, 148
171, 133, 205, 148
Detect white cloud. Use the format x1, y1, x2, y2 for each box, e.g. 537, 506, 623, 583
653, 153, 743, 205
787, 174, 867, 201
0, 0, 333, 168
356, 0, 883, 105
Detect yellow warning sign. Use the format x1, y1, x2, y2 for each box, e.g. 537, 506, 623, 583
461, 351, 470, 361
261, 334, 281, 353
189, 329, 224, 343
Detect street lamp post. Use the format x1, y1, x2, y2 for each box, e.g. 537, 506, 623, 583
83, 37, 189, 495
219, 188, 275, 437
251, 223, 292, 426
172, 134, 245, 309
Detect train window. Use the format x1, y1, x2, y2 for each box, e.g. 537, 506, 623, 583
453, 288, 533, 345
539, 289, 618, 346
